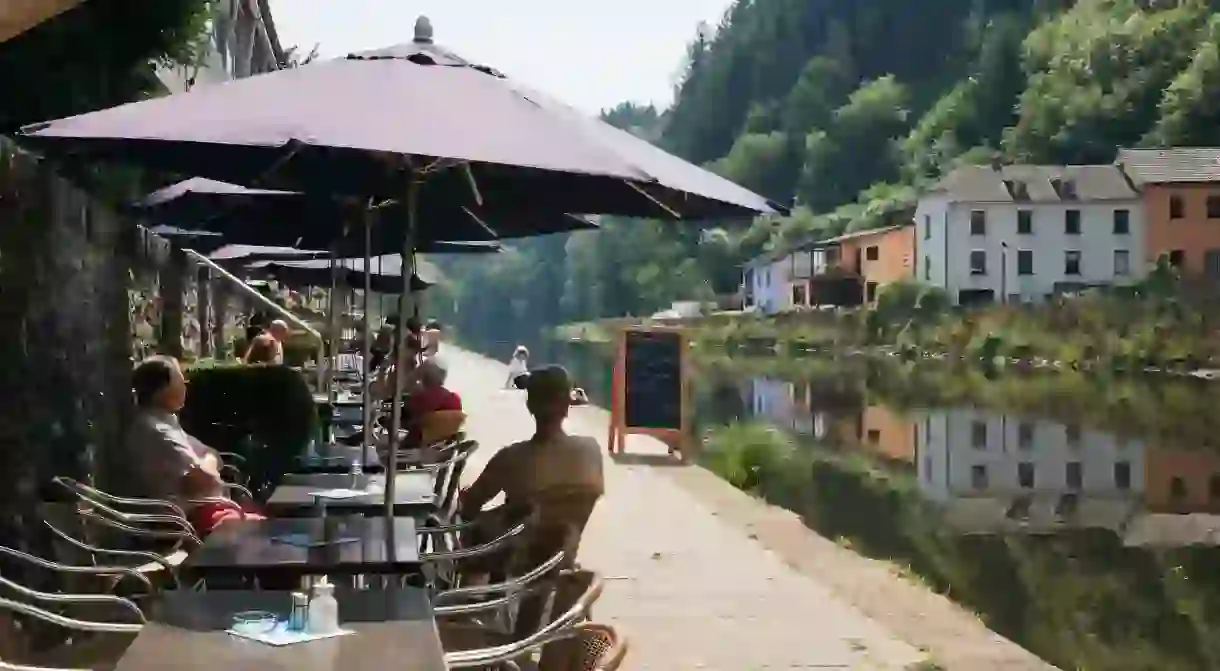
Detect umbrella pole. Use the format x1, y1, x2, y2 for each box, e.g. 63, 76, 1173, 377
360, 205, 373, 469
385, 179, 419, 519
326, 247, 340, 401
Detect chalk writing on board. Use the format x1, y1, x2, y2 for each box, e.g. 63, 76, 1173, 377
623, 330, 682, 430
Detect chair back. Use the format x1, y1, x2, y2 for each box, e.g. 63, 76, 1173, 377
541, 622, 628, 671
419, 410, 466, 446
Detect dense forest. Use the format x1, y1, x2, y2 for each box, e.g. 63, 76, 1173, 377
431, 0, 1220, 357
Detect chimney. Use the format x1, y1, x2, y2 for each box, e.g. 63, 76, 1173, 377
414, 16, 434, 44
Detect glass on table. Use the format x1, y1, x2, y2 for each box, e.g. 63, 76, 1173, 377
231, 610, 278, 635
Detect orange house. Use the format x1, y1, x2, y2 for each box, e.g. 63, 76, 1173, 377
1144, 445, 1220, 514
1118, 148, 1220, 277
791, 222, 917, 306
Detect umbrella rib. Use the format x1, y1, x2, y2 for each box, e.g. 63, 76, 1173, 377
623, 180, 681, 218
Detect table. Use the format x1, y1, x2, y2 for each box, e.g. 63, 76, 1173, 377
114, 588, 445, 671
185, 517, 421, 580
267, 472, 437, 518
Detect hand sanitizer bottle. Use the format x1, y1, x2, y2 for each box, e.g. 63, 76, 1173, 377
307, 576, 339, 634
350, 458, 362, 490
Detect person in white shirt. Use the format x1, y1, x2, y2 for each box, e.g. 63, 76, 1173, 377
505, 345, 529, 389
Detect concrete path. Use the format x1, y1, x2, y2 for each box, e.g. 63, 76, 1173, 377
444, 347, 927, 670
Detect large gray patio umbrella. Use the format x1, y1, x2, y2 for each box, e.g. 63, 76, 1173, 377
17, 16, 783, 519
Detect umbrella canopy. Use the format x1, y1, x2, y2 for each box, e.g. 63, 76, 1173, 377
135, 177, 599, 248
19, 19, 783, 220
250, 254, 445, 293
156, 226, 499, 257
207, 244, 326, 262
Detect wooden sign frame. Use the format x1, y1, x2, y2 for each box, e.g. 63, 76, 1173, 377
608, 325, 691, 457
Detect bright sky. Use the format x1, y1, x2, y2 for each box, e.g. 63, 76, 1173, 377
268, 0, 733, 114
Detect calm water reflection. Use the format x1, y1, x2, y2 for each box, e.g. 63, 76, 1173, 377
530, 339, 1220, 670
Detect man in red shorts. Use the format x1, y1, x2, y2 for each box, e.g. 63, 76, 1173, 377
126, 357, 265, 535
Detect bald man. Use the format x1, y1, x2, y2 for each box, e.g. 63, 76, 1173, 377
244, 319, 287, 364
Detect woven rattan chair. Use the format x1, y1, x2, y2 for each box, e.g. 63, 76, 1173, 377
442, 573, 607, 669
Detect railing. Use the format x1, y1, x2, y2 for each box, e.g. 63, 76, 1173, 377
183, 249, 326, 389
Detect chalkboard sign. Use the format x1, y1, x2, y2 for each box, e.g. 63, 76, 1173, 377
623, 329, 683, 430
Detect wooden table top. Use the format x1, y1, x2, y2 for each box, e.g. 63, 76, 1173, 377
184, 517, 420, 577
267, 472, 436, 518
114, 588, 444, 671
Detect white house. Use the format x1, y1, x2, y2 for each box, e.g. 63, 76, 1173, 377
741, 250, 793, 314
916, 408, 1145, 533
915, 164, 1146, 305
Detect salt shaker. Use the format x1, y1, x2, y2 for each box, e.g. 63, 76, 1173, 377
288, 592, 309, 632
349, 458, 362, 490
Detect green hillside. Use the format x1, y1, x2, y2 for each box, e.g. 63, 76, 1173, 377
432, 0, 1220, 353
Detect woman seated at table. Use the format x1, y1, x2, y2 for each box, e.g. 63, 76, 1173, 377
458, 366, 603, 579
126, 357, 265, 536
378, 359, 463, 462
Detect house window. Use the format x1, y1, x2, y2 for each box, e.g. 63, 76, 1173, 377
792, 283, 807, 306
971, 420, 987, 448
865, 245, 879, 261
1065, 423, 1082, 445
1206, 249, 1220, 279
1114, 461, 1131, 490
924, 256, 931, 281
1017, 210, 1033, 235
866, 282, 878, 303
970, 210, 986, 235
971, 464, 988, 490
1064, 250, 1081, 276
1066, 462, 1083, 490
867, 429, 881, 443
1114, 250, 1130, 276
1170, 194, 1185, 219
1113, 209, 1130, 234
1170, 476, 1186, 500
1018, 462, 1035, 489
970, 250, 987, 275
1169, 249, 1185, 268
924, 215, 931, 240
1017, 250, 1033, 276
1208, 195, 1220, 219
1065, 209, 1081, 235
1018, 422, 1034, 449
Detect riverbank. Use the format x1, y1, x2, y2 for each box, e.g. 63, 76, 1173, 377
443, 346, 1053, 670
558, 280, 1220, 377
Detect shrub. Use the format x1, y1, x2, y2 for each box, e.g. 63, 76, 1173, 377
179, 363, 316, 496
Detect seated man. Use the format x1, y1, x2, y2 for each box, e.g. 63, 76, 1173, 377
459, 366, 603, 578
126, 356, 264, 535
244, 319, 288, 365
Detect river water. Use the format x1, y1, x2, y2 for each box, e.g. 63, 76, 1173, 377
504, 337, 1220, 671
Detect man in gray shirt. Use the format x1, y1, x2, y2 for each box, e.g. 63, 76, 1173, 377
126, 356, 226, 503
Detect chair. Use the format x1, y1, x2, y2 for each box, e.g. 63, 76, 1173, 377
418, 410, 467, 447
0, 595, 142, 671
433, 551, 566, 634
418, 522, 529, 590
442, 572, 609, 669
52, 479, 201, 545
0, 545, 154, 598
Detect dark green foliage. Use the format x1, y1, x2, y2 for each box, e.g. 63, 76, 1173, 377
0, 0, 211, 132
179, 364, 316, 496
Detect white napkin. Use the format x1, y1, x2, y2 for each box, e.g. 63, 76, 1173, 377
309, 488, 370, 500
228, 622, 354, 646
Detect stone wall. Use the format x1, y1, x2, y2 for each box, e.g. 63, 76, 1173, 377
0, 147, 142, 549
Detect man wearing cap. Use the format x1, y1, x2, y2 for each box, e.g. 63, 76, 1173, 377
460, 365, 603, 529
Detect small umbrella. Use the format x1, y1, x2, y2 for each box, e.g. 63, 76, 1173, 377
136, 178, 600, 246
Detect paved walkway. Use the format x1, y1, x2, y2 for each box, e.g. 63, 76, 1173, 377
444, 347, 927, 670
